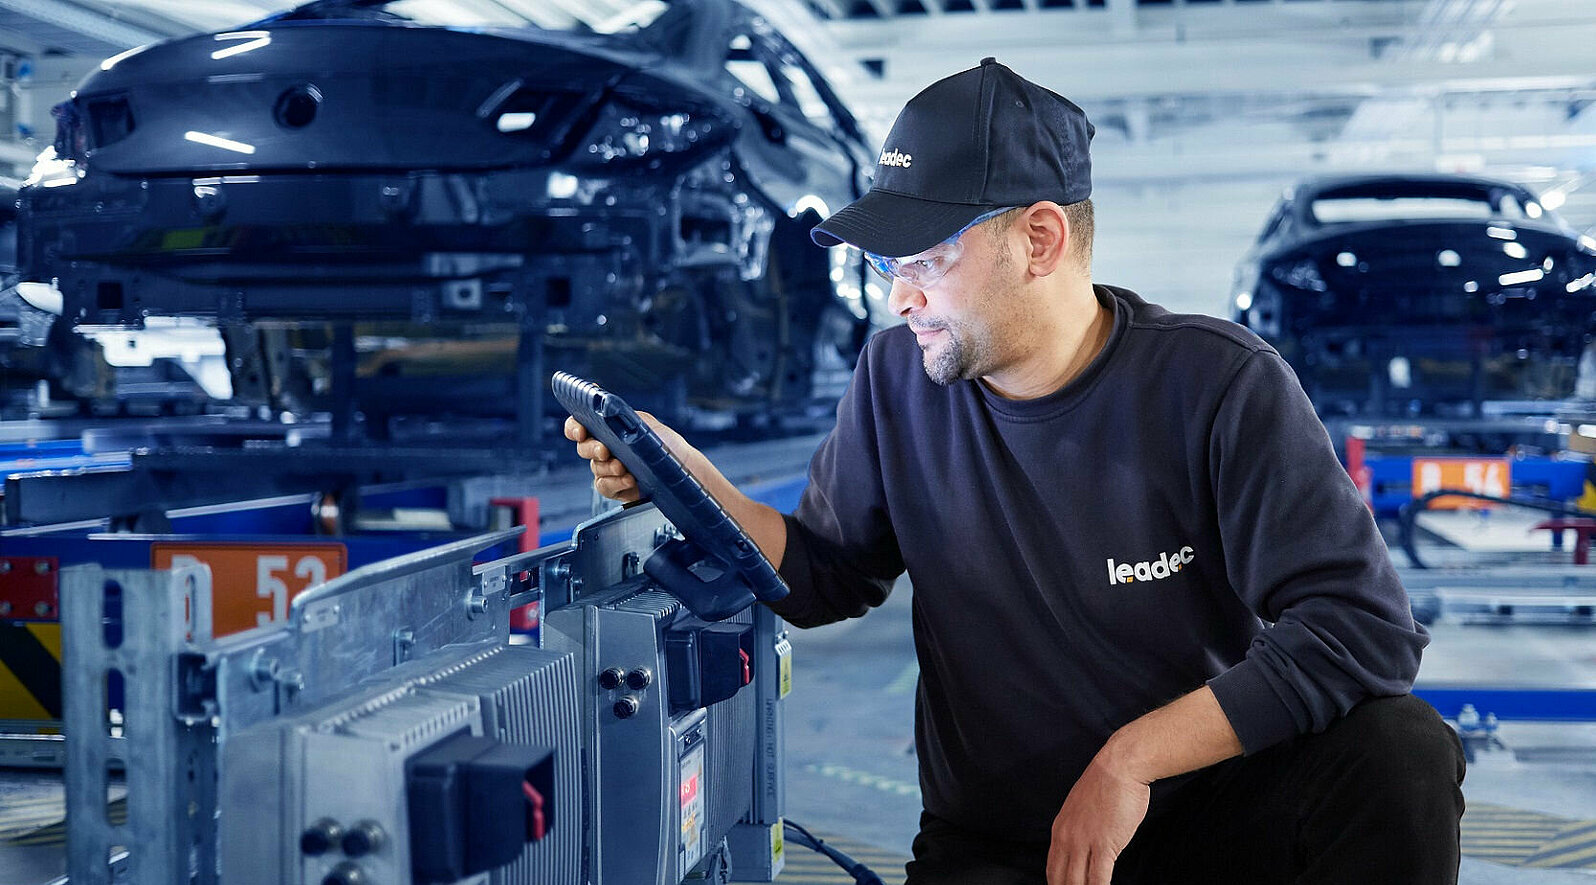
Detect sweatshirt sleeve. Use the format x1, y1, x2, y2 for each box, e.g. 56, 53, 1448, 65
1204, 349, 1427, 754
766, 338, 905, 628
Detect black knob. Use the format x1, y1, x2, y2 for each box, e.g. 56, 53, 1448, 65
614, 696, 640, 719
598, 667, 625, 691
341, 821, 385, 857
322, 862, 366, 885
300, 818, 342, 856
625, 667, 652, 690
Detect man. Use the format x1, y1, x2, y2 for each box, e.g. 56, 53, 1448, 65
567, 58, 1465, 884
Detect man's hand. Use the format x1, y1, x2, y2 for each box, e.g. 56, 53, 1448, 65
565, 413, 644, 503
1046, 686, 1244, 884
1046, 753, 1150, 885
562, 412, 788, 566
564, 411, 706, 503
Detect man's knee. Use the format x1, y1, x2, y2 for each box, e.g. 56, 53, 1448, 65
1313, 694, 1465, 807
1285, 695, 1464, 882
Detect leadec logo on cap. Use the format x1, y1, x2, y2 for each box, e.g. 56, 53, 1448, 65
878, 149, 912, 168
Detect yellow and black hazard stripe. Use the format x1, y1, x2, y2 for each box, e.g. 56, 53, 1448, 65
0, 622, 63, 721
1463, 803, 1596, 869
1521, 819, 1596, 869
779, 835, 908, 884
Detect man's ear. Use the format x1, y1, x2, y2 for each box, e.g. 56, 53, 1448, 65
1020, 202, 1069, 277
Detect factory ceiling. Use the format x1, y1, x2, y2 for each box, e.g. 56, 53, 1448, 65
2, 0, 1596, 193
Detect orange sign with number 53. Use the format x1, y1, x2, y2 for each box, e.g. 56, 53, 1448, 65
152, 543, 347, 637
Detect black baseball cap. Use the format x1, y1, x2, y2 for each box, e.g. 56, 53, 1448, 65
812, 57, 1095, 258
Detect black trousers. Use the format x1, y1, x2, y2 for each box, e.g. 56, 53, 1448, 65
904, 694, 1467, 885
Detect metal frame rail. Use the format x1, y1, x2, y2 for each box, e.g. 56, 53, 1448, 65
4, 444, 553, 527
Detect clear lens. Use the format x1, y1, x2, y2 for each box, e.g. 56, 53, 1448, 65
862, 206, 1016, 288
867, 242, 964, 287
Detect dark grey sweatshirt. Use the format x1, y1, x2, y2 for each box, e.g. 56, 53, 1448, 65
770, 284, 1425, 840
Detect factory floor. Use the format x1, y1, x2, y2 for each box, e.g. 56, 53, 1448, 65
6, 578, 1591, 885
781, 576, 1596, 884
4, 418, 1596, 883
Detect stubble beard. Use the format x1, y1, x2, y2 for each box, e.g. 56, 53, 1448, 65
919, 241, 1012, 386
921, 324, 978, 386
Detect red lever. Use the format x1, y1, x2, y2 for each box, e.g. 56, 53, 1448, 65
739, 648, 752, 686
522, 780, 547, 841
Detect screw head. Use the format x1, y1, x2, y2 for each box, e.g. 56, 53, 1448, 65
341, 821, 384, 857
0, 602, 11, 616
0, 561, 11, 574
35, 560, 51, 574
300, 819, 342, 856
34, 602, 51, 617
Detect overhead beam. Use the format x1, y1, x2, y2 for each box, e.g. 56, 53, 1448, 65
88, 0, 285, 34
0, 28, 48, 56
0, 0, 170, 50
824, 1, 1596, 112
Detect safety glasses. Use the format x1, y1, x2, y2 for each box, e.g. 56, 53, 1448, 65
864, 207, 1018, 288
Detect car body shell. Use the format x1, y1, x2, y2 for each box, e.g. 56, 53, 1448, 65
18, 0, 881, 421
1230, 174, 1596, 417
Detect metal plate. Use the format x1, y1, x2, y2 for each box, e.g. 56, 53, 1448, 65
0, 557, 59, 621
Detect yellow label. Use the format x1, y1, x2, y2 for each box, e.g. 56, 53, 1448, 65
777, 644, 792, 699
771, 820, 784, 865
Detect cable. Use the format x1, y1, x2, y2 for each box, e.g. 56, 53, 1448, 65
783, 819, 887, 885
1398, 488, 1596, 569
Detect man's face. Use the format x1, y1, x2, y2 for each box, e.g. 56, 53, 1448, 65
887, 218, 1026, 385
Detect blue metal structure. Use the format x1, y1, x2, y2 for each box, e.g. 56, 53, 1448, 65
1364, 453, 1585, 517
1414, 687, 1596, 722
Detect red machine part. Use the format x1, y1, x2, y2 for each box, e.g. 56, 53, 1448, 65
491, 498, 543, 634
489, 497, 541, 554
522, 780, 548, 842
1345, 436, 1373, 510
0, 557, 60, 621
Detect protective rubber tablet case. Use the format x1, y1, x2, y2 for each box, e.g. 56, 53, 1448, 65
551, 371, 789, 620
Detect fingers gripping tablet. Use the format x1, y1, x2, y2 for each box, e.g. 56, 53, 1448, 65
552, 371, 789, 621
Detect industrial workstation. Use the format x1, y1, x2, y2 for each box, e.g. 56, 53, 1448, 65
2, 1, 1596, 883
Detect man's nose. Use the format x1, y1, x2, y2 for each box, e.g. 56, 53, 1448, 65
888, 278, 926, 317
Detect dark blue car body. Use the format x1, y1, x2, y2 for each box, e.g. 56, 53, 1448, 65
18, 0, 877, 422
